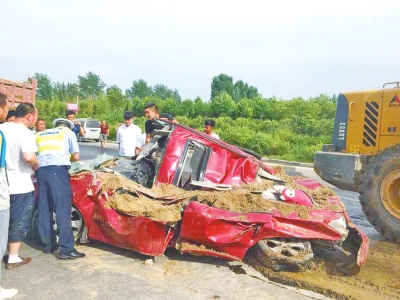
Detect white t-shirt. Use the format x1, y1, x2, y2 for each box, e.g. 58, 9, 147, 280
116, 124, 142, 157
0, 122, 38, 194
138, 133, 146, 148
211, 132, 220, 139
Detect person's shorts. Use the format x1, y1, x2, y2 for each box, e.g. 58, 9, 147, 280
9, 191, 34, 242
100, 134, 107, 141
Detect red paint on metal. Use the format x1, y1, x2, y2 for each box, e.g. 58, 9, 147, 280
294, 177, 322, 190
88, 194, 174, 256
61, 123, 368, 269
179, 201, 349, 260
156, 126, 259, 186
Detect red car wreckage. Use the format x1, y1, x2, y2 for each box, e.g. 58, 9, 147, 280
33, 121, 369, 274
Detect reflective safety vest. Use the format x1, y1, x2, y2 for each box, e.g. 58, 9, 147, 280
36, 127, 69, 156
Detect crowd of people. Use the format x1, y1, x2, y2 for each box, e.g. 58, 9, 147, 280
0, 93, 85, 299
0, 95, 220, 299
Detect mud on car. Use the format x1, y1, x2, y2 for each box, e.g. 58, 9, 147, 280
29, 120, 369, 274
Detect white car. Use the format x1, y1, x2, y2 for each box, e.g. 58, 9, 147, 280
76, 118, 101, 142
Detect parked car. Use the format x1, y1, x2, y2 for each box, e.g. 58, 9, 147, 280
29, 120, 369, 274
76, 118, 100, 142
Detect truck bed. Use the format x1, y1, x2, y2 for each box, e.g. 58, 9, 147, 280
0, 78, 37, 106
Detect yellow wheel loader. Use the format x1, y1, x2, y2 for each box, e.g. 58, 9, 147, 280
314, 82, 400, 242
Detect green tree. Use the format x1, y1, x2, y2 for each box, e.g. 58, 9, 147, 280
252, 96, 268, 120
131, 97, 146, 116
211, 92, 236, 117
233, 80, 248, 102
106, 85, 125, 105
193, 97, 208, 117
211, 74, 234, 100
126, 79, 153, 99
161, 98, 179, 116
153, 84, 181, 102
33, 73, 53, 100
178, 99, 195, 117
237, 98, 254, 118
53, 82, 67, 101
66, 83, 80, 99
94, 93, 111, 116
78, 72, 106, 99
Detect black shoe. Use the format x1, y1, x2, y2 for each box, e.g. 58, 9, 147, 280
58, 250, 85, 260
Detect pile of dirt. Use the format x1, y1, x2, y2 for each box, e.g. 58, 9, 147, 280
155, 185, 311, 219
271, 166, 336, 205
99, 173, 183, 223
248, 239, 400, 300
98, 166, 341, 222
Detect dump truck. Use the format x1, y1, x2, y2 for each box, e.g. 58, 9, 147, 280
314, 81, 400, 242
0, 77, 37, 106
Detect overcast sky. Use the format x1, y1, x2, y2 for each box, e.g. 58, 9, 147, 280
1, 0, 400, 100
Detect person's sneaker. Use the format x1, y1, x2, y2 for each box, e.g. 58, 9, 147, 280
58, 250, 85, 260
5, 257, 32, 270
0, 287, 18, 299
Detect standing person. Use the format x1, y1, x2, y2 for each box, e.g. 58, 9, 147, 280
65, 111, 84, 139
5, 110, 16, 123
135, 133, 146, 155
144, 102, 178, 145
99, 120, 109, 148
0, 93, 18, 299
114, 121, 123, 132
36, 118, 85, 259
203, 119, 220, 139
116, 111, 141, 158
34, 118, 46, 133
0, 102, 38, 270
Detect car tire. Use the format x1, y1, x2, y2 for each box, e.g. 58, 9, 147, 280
254, 239, 313, 272
95, 139, 99, 142
30, 206, 85, 244
358, 144, 400, 242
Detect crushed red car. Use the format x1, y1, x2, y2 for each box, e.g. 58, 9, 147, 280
31, 120, 369, 274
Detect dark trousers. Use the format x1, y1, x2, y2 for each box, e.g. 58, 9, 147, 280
9, 192, 34, 242
37, 165, 74, 255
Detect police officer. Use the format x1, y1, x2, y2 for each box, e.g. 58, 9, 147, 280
36, 118, 85, 259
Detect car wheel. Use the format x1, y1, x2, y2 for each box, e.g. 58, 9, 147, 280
254, 238, 313, 272
94, 139, 99, 142
30, 206, 85, 244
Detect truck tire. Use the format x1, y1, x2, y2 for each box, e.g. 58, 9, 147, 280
358, 144, 400, 242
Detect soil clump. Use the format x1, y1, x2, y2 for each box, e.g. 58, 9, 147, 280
247, 239, 400, 300
97, 166, 342, 223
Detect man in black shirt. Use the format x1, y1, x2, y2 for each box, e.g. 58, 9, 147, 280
144, 102, 177, 145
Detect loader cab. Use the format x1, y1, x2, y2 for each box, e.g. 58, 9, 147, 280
314, 81, 400, 191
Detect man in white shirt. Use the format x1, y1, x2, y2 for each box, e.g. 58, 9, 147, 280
204, 119, 220, 139
0, 103, 39, 270
0, 93, 18, 299
116, 111, 142, 158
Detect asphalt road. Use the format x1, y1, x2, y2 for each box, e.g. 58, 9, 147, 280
1, 141, 376, 300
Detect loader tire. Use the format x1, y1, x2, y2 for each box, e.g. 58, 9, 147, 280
358, 144, 400, 242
